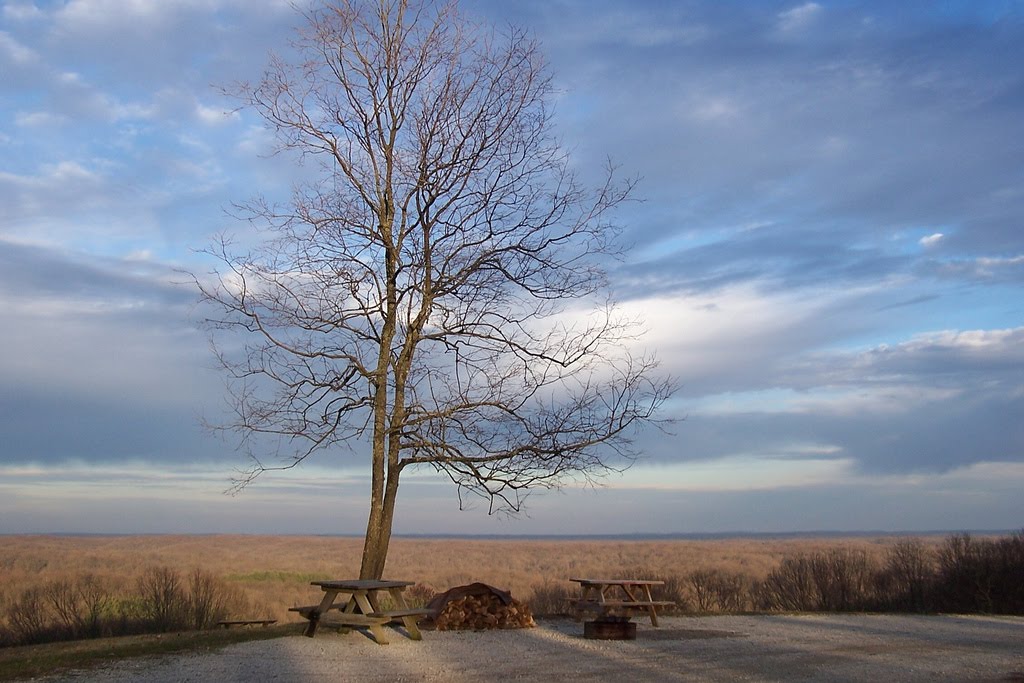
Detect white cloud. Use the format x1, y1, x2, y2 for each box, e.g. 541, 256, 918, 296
797, 326, 1024, 388
617, 281, 884, 392
0, 160, 99, 188
236, 124, 275, 156
686, 95, 741, 123
52, 0, 291, 38
0, 160, 159, 247
0, 30, 38, 63
13, 110, 68, 127
819, 135, 850, 157
196, 103, 240, 126
919, 232, 944, 247
935, 254, 1024, 279
553, 8, 709, 49
126, 248, 155, 261
56, 0, 185, 29
0, 288, 206, 406
613, 455, 854, 492
976, 254, 1024, 268
777, 2, 823, 33
900, 327, 1024, 354
3, 2, 44, 21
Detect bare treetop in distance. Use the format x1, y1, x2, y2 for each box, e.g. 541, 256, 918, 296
196, 0, 674, 579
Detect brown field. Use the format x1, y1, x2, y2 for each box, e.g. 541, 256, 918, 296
0, 534, 946, 624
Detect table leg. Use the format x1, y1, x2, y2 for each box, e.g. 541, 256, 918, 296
336, 593, 358, 634
305, 589, 341, 637
575, 585, 597, 621
354, 591, 390, 644
389, 587, 423, 641
640, 585, 659, 627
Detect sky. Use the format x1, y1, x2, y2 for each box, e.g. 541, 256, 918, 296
1, 0, 1023, 536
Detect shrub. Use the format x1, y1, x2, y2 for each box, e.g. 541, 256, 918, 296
187, 569, 233, 630
6, 587, 55, 645
688, 569, 750, 613
45, 575, 111, 640
528, 581, 574, 616
404, 583, 438, 608
0, 566, 256, 647
137, 567, 188, 632
933, 532, 1024, 614
758, 549, 875, 612
875, 539, 934, 611
758, 554, 816, 611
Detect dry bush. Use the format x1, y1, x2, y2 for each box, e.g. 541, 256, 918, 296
6, 587, 53, 644
46, 575, 110, 639
875, 538, 935, 611
188, 569, 243, 630
758, 549, 876, 612
137, 567, 189, 632
0, 565, 256, 647
137, 567, 254, 632
757, 555, 816, 611
933, 531, 1024, 614
404, 583, 438, 608
688, 570, 717, 612
527, 581, 574, 616
687, 569, 751, 613
813, 549, 875, 611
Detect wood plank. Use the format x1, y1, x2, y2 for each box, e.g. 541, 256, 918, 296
575, 600, 675, 609
368, 608, 432, 619
312, 579, 415, 591
215, 619, 277, 628
316, 614, 390, 627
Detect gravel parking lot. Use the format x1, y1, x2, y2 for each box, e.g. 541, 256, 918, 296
47, 614, 1024, 682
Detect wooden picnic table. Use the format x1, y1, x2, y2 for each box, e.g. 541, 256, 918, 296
570, 578, 674, 627
290, 579, 431, 643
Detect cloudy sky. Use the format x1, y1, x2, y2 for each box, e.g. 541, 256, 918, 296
2, 0, 1022, 536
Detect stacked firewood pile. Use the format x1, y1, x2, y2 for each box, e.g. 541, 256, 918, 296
424, 582, 535, 631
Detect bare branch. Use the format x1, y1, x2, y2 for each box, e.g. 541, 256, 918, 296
196, 0, 675, 578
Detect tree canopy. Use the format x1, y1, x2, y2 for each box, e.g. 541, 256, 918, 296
197, 0, 674, 578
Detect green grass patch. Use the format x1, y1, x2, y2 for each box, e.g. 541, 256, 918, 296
0, 624, 300, 682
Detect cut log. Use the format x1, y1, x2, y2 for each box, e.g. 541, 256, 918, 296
429, 592, 535, 631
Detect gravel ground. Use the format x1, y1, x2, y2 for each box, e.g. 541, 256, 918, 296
45, 614, 1024, 682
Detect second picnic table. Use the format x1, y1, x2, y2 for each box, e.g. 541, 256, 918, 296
290, 579, 431, 643
570, 578, 674, 627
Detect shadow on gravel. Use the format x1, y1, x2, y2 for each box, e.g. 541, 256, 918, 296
640, 628, 742, 641
765, 614, 1024, 652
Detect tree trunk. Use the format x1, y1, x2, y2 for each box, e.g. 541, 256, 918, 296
359, 471, 401, 579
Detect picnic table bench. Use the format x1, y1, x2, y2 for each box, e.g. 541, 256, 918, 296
570, 578, 674, 627
290, 579, 430, 644
215, 619, 277, 629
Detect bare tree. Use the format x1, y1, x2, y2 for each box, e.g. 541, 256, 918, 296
197, 0, 673, 579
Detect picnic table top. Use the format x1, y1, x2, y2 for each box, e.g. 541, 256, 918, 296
311, 579, 415, 591
570, 578, 665, 586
